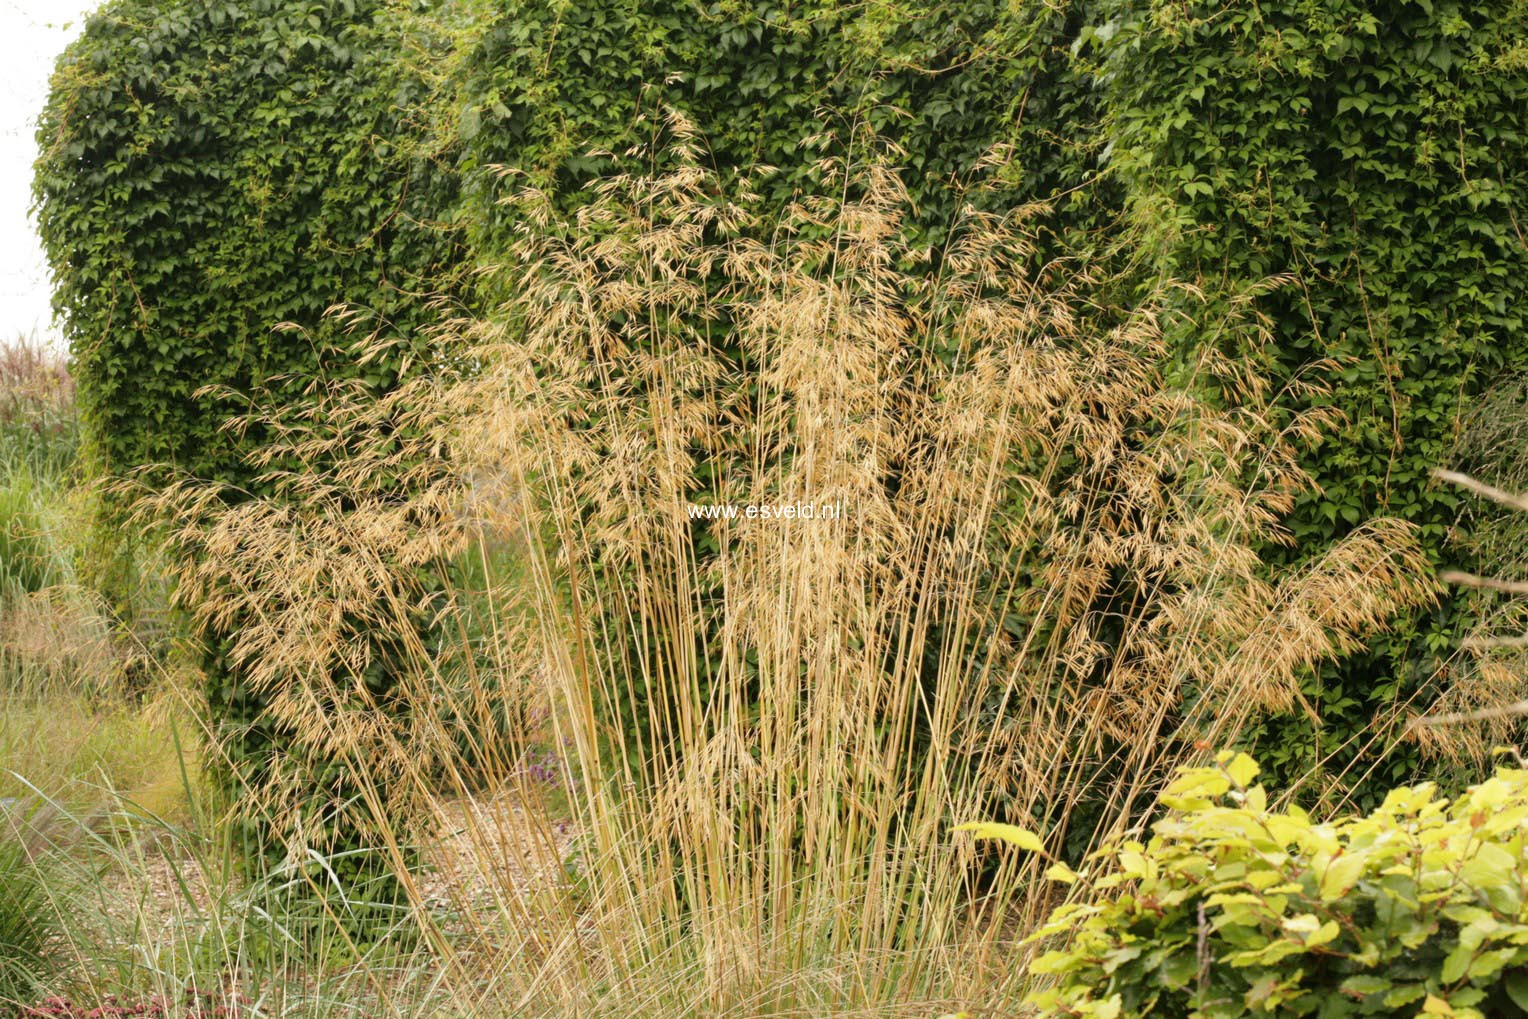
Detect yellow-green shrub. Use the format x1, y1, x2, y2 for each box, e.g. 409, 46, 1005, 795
1022, 754, 1528, 1019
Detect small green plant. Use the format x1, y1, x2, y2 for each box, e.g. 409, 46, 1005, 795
1007, 753, 1528, 1018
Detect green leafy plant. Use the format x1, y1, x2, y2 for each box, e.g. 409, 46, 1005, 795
1008, 752, 1528, 1018
448, 0, 1107, 255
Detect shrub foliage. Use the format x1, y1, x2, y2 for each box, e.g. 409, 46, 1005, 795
451, 0, 1111, 270
1023, 754, 1528, 1019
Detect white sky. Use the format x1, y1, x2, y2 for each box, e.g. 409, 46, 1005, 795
0, 0, 98, 348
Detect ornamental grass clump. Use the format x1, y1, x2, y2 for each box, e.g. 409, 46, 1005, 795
1021, 753, 1528, 1019
144, 123, 1438, 1015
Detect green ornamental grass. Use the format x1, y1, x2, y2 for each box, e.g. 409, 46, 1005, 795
0, 805, 69, 1009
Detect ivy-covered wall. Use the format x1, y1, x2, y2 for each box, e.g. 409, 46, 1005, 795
1091, 0, 1528, 797
36, 0, 459, 482
34, 0, 462, 916
451, 0, 1107, 258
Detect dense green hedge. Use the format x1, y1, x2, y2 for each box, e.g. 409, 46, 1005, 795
34, 0, 461, 923
1089, 0, 1528, 798
452, 0, 1110, 264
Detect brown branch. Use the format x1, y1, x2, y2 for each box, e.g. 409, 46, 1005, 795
1411, 700, 1528, 727
1432, 468, 1528, 513
1439, 570, 1528, 596
1461, 633, 1528, 650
